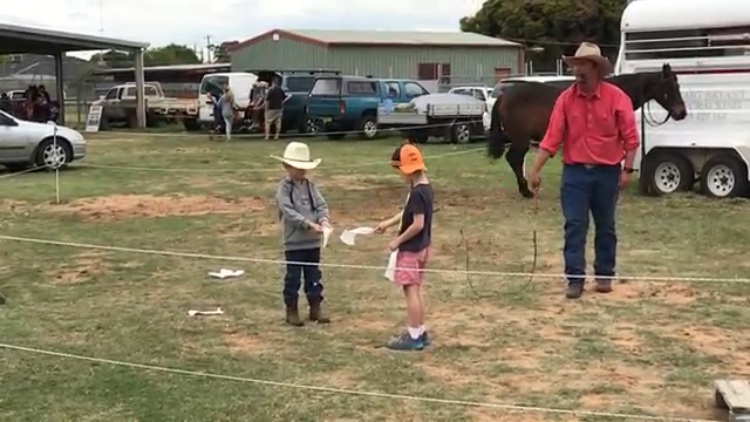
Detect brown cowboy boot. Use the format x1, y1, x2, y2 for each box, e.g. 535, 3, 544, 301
285, 299, 304, 327
308, 297, 330, 324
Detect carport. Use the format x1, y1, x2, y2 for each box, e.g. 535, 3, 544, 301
0, 23, 149, 127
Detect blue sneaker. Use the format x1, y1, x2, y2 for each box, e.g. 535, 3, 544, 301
386, 332, 424, 351
421, 331, 431, 346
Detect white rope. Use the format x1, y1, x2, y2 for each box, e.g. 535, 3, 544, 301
93, 119, 483, 140
0, 166, 40, 179
0, 342, 712, 422
72, 147, 484, 173
1, 234, 748, 284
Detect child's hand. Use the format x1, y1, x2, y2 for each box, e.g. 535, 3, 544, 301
375, 221, 389, 234
309, 223, 324, 234
388, 239, 400, 252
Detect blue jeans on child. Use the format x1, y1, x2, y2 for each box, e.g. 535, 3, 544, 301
283, 248, 324, 305
560, 164, 620, 287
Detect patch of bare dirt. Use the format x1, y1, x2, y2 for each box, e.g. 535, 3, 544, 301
48, 250, 111, 284
606, 282, 704, 305
223, 332, 266, 354
46, 194, 267, 220
325, 175, 386, 191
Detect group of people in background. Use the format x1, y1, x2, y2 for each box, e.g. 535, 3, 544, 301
207, 77, 289, 141
0, 84, 59, 123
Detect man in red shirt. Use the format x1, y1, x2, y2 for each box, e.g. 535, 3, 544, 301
529, 42, 640, 299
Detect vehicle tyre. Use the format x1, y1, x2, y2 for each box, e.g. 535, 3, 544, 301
451, 122, 472, 144
35, 138, 71, 170
358, 116, 378, 139
306, 117, 321, 135
412, 130, 429, 144
645, 151, 694, 196
700, 154, 749, 198
183, 118, 201, 132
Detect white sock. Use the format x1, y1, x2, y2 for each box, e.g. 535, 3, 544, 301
418, 325, 426, 335
407, 326, 421, 340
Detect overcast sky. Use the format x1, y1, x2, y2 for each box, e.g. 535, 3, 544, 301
3, 0, 483, 59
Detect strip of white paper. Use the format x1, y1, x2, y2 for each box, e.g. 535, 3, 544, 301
340, 227, 375, 246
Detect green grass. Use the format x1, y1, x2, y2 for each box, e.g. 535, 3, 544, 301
1, 133, 749, 421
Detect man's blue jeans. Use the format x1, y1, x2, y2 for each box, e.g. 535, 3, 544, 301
560, 164, 620, 286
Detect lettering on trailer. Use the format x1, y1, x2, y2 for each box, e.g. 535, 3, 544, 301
679, 90, 750, 122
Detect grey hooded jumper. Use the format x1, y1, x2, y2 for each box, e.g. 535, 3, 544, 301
275, 177, 330, 251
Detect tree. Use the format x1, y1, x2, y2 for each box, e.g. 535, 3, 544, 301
212, 41, 239, 63
89, 44, 201, 68
460, 0, 625, 71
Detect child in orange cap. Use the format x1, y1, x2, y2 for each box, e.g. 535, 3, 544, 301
375, 143, 434, 351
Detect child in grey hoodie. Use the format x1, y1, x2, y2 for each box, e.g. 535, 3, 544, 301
272, 142, 332, 327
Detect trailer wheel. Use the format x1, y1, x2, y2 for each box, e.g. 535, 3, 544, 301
700, 154, 749, 198
645, 151, 694, 196
451, 122, 471, 144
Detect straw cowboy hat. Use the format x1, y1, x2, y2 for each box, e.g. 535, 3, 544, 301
562, 42, 613, 76
271, 142, 321, 170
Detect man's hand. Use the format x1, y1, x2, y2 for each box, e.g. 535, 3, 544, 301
619, 170, 632, 190
388, 238, 400, 252
529, 170, 542, 192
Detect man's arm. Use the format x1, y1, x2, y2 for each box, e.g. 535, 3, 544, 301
616, 92, 640, 169
531, 92, 568, 173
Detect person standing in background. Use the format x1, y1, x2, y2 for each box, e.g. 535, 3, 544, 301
265, 77, 288, 140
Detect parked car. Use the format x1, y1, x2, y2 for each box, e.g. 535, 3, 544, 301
0, 110, 86, 171
306, 75, 430, 139
448, 86, 494, 135
485, 75, 576, 131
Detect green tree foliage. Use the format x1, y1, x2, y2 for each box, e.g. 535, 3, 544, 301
460, 0, 625, 71
89, 44, 201, 68
212, 41, 239, 63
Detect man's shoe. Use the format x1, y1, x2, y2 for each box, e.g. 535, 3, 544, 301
595, 279, 613, 293
285, 300, 304, 327
308, 297, 330, 324
386, 332, 425, 351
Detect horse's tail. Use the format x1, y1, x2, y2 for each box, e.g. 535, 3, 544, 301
487, 98, 509, 160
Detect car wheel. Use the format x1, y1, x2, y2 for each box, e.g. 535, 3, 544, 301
359, 116, 378, 139
700, 154, 749, 198
452, 122, 471, 144
645, 151, 694, 196
36, 138, 71, 170
307, 117, 321, 135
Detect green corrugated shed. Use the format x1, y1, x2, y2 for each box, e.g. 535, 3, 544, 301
230, 29, 523, 85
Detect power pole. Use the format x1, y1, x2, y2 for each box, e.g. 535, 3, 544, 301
205, 35, 214, 63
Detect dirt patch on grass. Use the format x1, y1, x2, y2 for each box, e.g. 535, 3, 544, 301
49, 250, 111, 284
223, 332, 266, 354
46, 194, 267, 220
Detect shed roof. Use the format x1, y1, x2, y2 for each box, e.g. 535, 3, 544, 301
230, 29, 520, 52
0, 22, 149, 54
92, 63, 230, 75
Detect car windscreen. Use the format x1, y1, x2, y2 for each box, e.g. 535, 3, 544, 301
310, 78, 341, 96
200, 75, 228, 97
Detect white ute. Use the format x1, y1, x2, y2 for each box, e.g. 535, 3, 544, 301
616, 0, 750, 198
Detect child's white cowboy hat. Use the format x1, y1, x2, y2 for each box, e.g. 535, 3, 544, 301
562, 42, 613, 75
271, 142, 322, 170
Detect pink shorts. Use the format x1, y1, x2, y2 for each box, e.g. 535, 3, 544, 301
394, 247, 431, 286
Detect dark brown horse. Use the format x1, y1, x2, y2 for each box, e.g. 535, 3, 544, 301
488, 64, 688, 198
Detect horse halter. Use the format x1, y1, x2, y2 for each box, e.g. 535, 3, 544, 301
643, 73, 676, 128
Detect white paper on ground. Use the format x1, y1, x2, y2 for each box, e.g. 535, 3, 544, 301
322, 226, 334, 248
339, 227, 375, 246
384, 251, 398, 281
208, 269, 245, 279
188, 307, 224, 317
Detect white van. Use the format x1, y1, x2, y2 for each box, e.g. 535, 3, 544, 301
197, 72, 258, 127
616, 0, 750, 198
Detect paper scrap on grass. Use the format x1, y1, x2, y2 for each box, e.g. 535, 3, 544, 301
340, 227, 375, 246
322, 226, 334, 248
208, 269, 245, 279
188, 307, 224, 317
384, 251, 398, 281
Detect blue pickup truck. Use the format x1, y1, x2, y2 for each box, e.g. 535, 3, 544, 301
306, 75, 430, 139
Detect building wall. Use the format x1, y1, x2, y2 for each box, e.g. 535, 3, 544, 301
328, 45, 521, 81
231, 38, 331, 71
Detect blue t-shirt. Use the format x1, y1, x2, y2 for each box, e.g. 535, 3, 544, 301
398, 183, 434, 252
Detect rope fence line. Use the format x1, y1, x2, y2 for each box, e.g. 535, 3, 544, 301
0, 343, 713, 422
2, 234, 749, 285
69, 147, 484, 173
90, 119, 486, 140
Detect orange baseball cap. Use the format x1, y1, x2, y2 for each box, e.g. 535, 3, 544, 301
390, 143, 426, 175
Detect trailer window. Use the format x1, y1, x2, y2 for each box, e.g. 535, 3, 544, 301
625, 26, 750, 60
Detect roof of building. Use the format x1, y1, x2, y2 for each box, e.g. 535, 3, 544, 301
622, 0, 750, 31
92, 63, 231, 75
0, 22, 149, 54
229, 29, 520, 52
